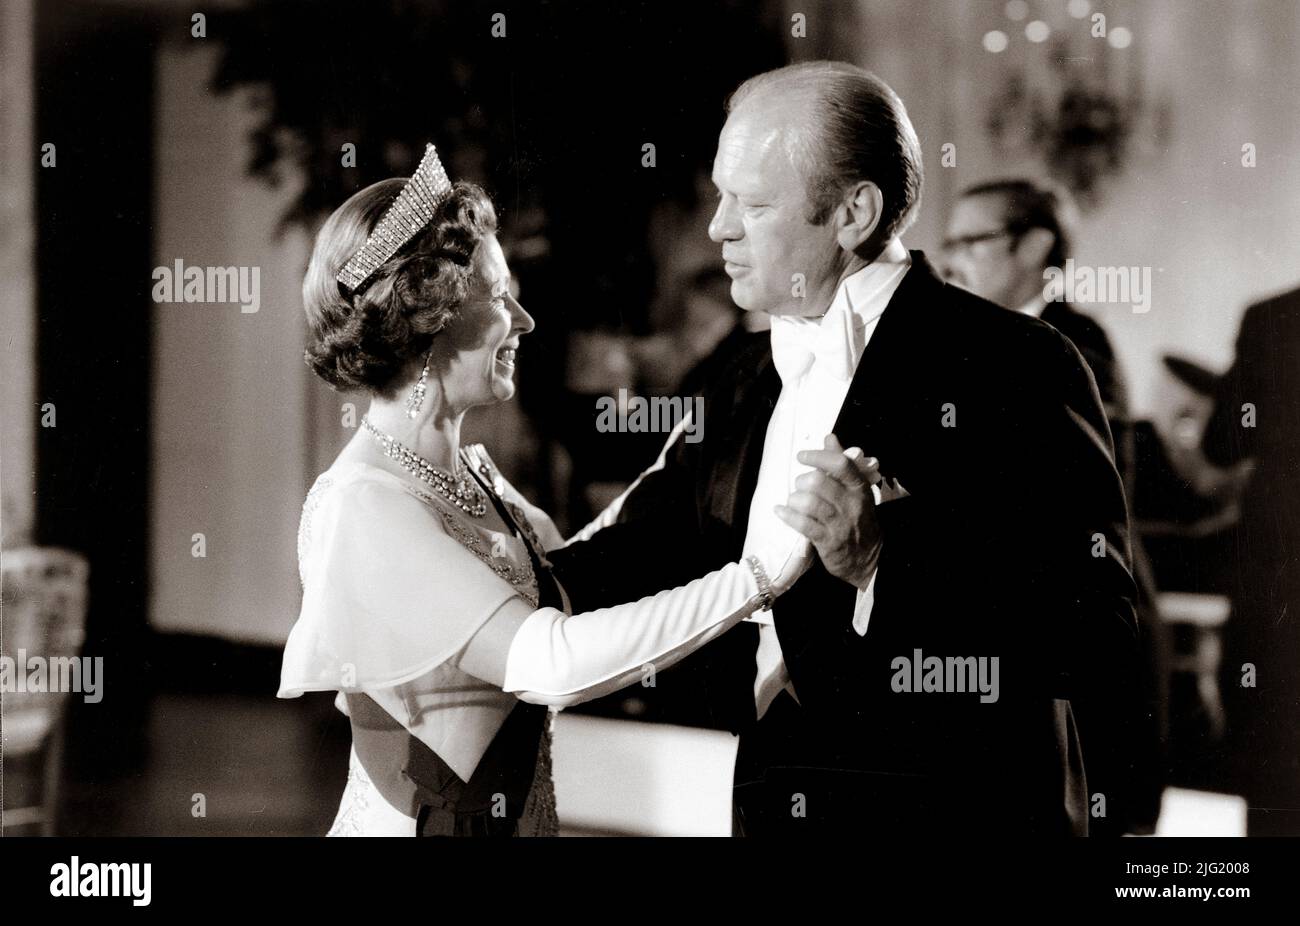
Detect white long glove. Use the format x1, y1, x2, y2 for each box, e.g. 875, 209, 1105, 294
502, 540, 812, 707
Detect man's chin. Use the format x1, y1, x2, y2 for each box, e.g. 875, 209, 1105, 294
730, 281, 778, 316
728, 279, 754, 309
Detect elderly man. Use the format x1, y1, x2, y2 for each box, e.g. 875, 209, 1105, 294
551, 61, 1140, 836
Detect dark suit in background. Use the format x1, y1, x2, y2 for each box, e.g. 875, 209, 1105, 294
1041, 302, 1126, 424
551, 254, 1142, 835
1203, 287, 1300, 834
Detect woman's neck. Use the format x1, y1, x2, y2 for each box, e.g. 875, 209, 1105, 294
364, 394, 465, 474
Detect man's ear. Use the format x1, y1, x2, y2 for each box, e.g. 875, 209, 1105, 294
834, 181, 884, 252
1015, 227, 1055, 269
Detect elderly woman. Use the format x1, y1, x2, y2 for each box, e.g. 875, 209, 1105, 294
278, 146, 808, 836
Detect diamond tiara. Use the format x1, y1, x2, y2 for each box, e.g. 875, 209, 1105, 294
336, 144, 454, 292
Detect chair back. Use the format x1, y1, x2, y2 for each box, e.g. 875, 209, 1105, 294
1, 547, 90, 752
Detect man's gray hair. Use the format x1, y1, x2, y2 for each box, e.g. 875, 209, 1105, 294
727, 61, 923, 239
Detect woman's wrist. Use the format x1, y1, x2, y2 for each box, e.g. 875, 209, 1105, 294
744, 554, 774, 611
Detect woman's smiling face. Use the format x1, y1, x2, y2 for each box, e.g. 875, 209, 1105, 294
435, 234, 534, 410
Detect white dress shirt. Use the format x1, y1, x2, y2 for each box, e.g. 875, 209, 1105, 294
742, 238, 912, 719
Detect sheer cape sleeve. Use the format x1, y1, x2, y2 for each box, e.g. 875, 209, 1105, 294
278, 463, 522, 698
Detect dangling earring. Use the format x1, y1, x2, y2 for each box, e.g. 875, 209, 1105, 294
405, 351, 431, 419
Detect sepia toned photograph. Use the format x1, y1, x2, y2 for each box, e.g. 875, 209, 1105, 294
1, 0, 1297, 903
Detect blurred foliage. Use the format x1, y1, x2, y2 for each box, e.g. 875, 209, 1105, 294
210, 0, 786, 328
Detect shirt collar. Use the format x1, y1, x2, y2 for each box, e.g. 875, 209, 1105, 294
770, 238, 912, 383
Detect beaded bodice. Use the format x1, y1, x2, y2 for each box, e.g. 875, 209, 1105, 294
297, 449, 541, 607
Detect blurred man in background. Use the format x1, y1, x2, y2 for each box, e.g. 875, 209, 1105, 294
940, 179, 1127, 424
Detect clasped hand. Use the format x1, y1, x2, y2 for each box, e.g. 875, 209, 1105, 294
775, 434, 884, 590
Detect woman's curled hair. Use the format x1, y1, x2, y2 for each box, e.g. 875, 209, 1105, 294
303, 179, 498, 395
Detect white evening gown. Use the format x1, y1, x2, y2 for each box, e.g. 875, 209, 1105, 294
280, 450, 563, 836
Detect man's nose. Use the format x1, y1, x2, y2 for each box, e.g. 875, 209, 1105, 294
708, 197, 741, 243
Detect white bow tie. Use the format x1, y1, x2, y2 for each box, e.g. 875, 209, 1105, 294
769, 291, 864, 385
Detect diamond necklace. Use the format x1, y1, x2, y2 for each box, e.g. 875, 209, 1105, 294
360, 416, 488, 518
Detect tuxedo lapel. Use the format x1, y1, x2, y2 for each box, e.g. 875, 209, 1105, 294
832, 251, 944, 460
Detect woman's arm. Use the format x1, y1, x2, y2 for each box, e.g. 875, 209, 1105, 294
457, 544, 809, 707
